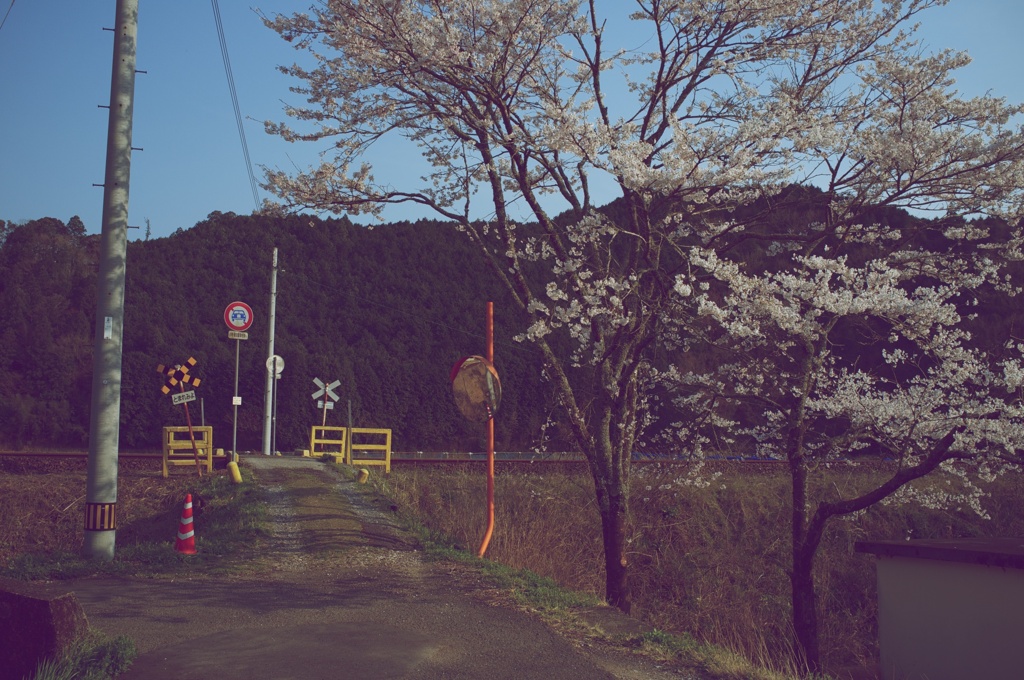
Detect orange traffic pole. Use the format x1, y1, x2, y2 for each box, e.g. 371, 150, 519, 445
478, 301, 495, 557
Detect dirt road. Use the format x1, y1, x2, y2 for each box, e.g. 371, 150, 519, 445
62, 456, 702, 680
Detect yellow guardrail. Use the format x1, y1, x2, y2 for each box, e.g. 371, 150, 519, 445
162, 426, 213, 477
308, 426, 391, 473
309, 426, 348, 459
350, 428, 392, 473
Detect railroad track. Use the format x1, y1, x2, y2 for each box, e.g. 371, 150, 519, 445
0, 449, 786, 467
0, 450, 163, 459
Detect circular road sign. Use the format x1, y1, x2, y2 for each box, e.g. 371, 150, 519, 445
266, 355, 284, 376
224, 301, 254, 332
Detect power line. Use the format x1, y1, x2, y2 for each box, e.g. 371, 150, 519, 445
210, 0, 260, 211
0, 0, 15, 33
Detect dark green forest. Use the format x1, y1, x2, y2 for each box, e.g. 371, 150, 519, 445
3, 197, 1024, 455
0, 212, 554, 453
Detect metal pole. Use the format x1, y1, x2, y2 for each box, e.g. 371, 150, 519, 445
272, 365, 279, 454
478, 301, 495, 557
232, 337, 240, 460
84, 0, 139, 561
262, 248, 278, 455
347, 399, 353, 465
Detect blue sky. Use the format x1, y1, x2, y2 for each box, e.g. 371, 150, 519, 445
1, 1, 1022, 241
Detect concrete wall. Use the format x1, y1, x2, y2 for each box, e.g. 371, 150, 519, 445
876, 556, 1024, 680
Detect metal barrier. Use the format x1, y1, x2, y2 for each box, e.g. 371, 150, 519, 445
162, 426, 213, 477
309, 426, 348, 459
349, 428, 392, 473
308, 426, 392, 473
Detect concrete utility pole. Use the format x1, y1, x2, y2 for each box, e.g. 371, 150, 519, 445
84, 0, 139, 560
262, 248, 279, 455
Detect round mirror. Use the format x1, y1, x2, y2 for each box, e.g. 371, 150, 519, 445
449, 355, 501, 422
266, 355, 284, 376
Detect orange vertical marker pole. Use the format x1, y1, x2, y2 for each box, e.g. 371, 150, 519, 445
478, 301, 495, 557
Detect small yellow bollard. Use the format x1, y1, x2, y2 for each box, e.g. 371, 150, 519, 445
227, 461, 243, 485
357, 469, 370, 484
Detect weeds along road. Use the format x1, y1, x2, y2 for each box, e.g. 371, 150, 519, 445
62, 455, 700, 680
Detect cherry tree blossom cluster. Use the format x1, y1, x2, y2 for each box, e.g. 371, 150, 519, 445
261, 0, 1024, 668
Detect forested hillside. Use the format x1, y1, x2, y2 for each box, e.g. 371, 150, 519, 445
0, 213, 552, 452
4, 197, 1024, 455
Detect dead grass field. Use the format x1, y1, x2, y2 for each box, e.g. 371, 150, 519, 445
6, 455, 1024, 678
373, 461, 1024, 677
0, 456, 202, 568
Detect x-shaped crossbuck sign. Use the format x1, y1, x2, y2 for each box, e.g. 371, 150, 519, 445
157, 356, 202, 394
312, 378, 341, 402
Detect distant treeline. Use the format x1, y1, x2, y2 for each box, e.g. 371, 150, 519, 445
0, 212, 553, 452
2, 193, 1022, 453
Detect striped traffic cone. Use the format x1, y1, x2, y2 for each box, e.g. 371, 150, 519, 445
175, 493, 197, 555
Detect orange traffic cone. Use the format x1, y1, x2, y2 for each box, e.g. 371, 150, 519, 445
175, 493, 197, 555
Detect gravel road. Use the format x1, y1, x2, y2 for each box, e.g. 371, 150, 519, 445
62, 455, 705, 679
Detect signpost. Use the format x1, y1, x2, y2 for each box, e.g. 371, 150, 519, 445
157, 357, 204, 477
312, 377, 342, 427
225, 301, 253, 460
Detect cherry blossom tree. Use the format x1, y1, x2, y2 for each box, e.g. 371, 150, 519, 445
260, 0, 1024, 668
665, 224, 1024, 668
648, 15, 1024, 675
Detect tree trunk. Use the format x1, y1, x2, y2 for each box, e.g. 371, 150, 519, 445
791, 544, 821, 675
789, 433, 821, 675
584, 401, 634, 614
524, 290, 646, 617
600, 486, 632, 612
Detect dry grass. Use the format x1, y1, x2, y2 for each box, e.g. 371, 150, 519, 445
377, 461, 1024, 677
0, 457, 199, 568
8, 455, 1024, 678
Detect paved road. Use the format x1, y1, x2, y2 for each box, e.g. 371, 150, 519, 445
63, 456, 697, 680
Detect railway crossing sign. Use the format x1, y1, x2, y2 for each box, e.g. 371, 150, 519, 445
157, 356, 202, 395
224, 301, 253, 332
312, 378, 341, 403
156, 356, 205, 477
312, 378, 341, 426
